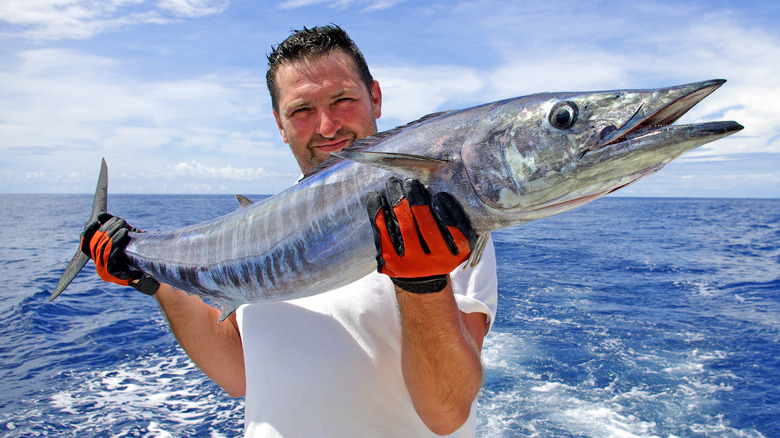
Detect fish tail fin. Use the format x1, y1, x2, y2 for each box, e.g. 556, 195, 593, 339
49, 158, 109, 301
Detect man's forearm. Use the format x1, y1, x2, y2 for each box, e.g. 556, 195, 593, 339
396, 280, 486, 435
154, 283, 246, 397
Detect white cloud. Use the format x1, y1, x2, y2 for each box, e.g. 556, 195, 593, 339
171, 161, 268, 180
484, 52, 633, 100
0, 0, 228, 40
158, 0, 229, 17
25, 171, 47, 179
678, 155, 739, 163
359, 0, 404, 11
277, 0, 404, 11
0, 48, 267, 137
0, 48, 300, 193
373, 65, 485, 125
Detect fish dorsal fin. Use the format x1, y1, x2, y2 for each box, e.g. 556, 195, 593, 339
467, 233, 491, 268
301, 110, 454, 180
235, 194, 254, 208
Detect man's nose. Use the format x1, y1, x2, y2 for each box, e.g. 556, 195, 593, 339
317, 109, 341, 138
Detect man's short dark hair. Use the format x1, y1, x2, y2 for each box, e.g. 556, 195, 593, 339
266, 24, 374, 113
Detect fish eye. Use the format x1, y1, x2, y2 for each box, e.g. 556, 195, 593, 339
549, 101, 579, 130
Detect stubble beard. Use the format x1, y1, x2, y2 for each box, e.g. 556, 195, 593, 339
304, 129, 358, 172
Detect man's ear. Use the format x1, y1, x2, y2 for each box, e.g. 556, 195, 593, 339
273, 110, 289, 144
371, 80, 382, 120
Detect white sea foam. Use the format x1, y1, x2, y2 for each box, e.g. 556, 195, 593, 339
477, 328, 766, 438
43, 350, 244, 437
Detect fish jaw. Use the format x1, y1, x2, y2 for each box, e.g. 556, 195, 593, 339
525, 120, 744, 218
582, 79, 728, 152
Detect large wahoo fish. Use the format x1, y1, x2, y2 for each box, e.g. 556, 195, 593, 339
51, 80, 743, 320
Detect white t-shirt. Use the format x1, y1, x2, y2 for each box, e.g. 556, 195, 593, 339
236, 238, 498, 437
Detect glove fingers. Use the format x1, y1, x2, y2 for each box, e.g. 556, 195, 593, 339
393, 197, 426, 254
107, 228, 138, 283
87, 217, 135, 285
97, 228, 133, 285
403, 179, 466, 256
78, 212, 142, 288
375, 209, 400, 277
368, 177, 475, 283
432, 192, 477, 254
110, 221, 133, 248
380, 178, 407, 255
367, 191, 384, 248
368, 189, 407, 277
86, 216, 122, 257
93, 230, 113, 277
100, 216, 127, 235
81, 214, 109, 256
392, 178, 429, 254
97, 214, 140, 238
96, 212, 114, 223
409, 204, 448, 254
93, 230, 130, 284
91, 217, 126, 262
401, 178, 430, 207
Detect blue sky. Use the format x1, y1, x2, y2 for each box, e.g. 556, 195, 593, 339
1, 0, 778, 197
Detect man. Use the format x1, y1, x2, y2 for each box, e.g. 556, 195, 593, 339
82, 25, 498, 437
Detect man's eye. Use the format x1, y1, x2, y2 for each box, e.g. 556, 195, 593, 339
290, 107, 310, 116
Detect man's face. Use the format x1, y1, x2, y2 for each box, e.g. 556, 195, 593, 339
273, 51, 382, 174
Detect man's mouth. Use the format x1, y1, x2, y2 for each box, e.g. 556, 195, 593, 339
314, 138, 351, 153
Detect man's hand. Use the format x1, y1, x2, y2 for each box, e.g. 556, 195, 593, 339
367, 177, 476, 293
80, 212, 159, 295
81, 213, 244, 395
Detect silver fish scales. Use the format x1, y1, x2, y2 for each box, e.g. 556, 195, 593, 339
51, 80, 743, 320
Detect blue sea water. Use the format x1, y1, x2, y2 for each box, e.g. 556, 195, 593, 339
1, 194, 778, 437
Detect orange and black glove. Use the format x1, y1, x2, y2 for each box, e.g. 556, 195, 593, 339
367, 177, 476, 294
80, 212, 159, 295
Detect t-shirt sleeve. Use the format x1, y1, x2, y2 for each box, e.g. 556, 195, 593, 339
449, 236, 499, 334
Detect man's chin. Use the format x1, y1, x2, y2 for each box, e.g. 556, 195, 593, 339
307, 150, 338, 172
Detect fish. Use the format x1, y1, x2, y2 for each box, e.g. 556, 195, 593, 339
50, 79, 743, 321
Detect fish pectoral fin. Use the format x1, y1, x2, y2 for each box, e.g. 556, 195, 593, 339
467, 233, 491, 268
218, 303, 240, 322
332, 150, 450, 182
235, 194, 254, 208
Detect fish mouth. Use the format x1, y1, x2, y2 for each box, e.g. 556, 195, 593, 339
576, 79, 744, 179
527, 80, 743, 216
532, 118, 743, 215
587, 79, 733, 152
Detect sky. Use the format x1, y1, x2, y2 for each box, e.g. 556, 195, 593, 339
1, 0, 778, 197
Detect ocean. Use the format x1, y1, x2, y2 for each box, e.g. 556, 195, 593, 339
1, 194, 778, 437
